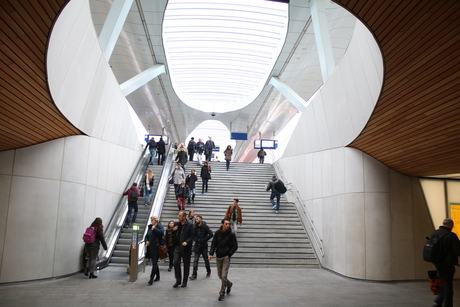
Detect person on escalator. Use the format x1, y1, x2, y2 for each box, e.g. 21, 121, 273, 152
157, 137, 166, 165
144, 169, 154, 206
123, 182, 140, 228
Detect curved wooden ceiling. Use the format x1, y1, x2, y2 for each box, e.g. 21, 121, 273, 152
0, 0, 458, 177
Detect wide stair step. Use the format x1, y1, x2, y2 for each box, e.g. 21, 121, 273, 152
159, 161, 320, 268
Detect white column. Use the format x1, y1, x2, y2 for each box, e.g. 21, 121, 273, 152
98, 0, 134, 61
269, 77, 309, 112
311, 0, 335, 82
120, 65, 166, 96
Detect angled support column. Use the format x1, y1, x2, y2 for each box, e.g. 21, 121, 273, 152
120, 64, 166, 96
311, 0, 335, 82
99, 0, 134, 61
269, 77, 309, 112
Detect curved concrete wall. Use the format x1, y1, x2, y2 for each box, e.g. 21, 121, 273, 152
276, 22, 434, 280
0, 0, 142, 283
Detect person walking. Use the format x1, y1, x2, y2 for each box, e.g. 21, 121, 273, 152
172, 211, 195, 288
175, 146, 188, 171
147, 137, 157, 164
156, 137, 166, 165
224, 145, 233, 171
224, 198, 242, 235
165, 220, 175, 272
187, 137, 196, 162
208, 219, 238, 301
171, 163, 185, 199
196, 138, 205, 166
431, 218, 460, 307
189, 215, 213, 280
266, 175, 283, 213
204, 137, 215, 162
123, 182, 140, 228
145, 216, 164, 285
257, 148, 266, 163
186, 168, 198, 205
200, 161, 212, 193
144, 169, 154, 206
176, 179, 190, 211
84, 217, 107, 279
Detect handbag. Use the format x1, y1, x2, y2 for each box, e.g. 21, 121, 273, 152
169, 177, 174, 184
157, 243, 168, 259
427, 270, 443, 295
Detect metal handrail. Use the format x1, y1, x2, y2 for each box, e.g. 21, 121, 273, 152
271, 157, 325, 258
96, 146, 150, 269
137, 143, 175, 262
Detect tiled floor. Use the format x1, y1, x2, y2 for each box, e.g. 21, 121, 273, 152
0, 265, 457, 306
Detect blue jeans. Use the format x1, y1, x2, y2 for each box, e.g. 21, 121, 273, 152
144, 184, 152, 202
149, 149, 156, 163
125, 202, 138, 226
270, 192, 281, 210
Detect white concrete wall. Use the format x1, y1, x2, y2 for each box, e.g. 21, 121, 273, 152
0, 0, 142, 283
276, 22, 435, 280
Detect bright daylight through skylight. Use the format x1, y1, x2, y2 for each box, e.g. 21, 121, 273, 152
163, 0, 289, 113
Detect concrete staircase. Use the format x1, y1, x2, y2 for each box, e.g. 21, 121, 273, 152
160, 161, 320, 268
109, 164, 164, 267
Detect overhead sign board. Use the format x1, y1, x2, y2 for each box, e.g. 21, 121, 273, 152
145, 134, 169, 145
230, 132, 248, 140
254, 139, 278, 149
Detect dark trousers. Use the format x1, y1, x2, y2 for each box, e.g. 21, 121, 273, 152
270, 192, 281, 210
192, 246, 211, 276
435, 262, 455, 307
202, 178, 209, 193
173, 246, 191, 285
149, 256, 159, 280
125, 203, 138, 226
188, 149, 194, 161
226, 159, 230, 170
157, 153, 165, 165
167, 245, 175, 269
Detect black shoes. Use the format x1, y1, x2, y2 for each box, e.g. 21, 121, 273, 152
148, 279, 153, 286
181, 283, 187, 288
189, 275, 197, 280
206, 272, 211, 278
154, 275, 160, 282
227, 282, 233, 294
173, 282, 181, 288
89, 273, 97, 279
168, 267, 172, 272
218, 295, 225, 301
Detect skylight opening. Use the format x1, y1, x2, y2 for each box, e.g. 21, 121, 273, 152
163, 0, 289, 113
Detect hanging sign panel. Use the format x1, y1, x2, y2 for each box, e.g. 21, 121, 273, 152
254, 139, 278, 149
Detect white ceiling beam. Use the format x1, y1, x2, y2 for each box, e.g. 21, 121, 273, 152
120, 65, 166, 96
269, 77, 309, 112
311, 0, 335, 82
99, 0, 134, 61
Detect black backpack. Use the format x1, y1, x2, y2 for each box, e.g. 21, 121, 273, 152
423, 231, 449, 263
130, 189, 139, 202
274, 179, 287, 194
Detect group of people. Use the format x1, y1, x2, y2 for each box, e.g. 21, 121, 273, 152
146, 209, 238, 301
147, 136, 166, 165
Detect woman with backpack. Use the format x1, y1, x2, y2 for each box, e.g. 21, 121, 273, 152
84, 217, 107, 279
145, 216, 165, 285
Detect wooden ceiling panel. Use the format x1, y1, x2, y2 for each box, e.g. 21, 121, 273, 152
0, 0, 82, 151
335, 0, 460, 177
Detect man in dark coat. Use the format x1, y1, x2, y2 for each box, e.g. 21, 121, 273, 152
172, 211, 194, 288
187, 137, 196, 161
157, 137, 166, 165
204, 136, 215, 162
147, 137, 157, 164
266, 175, 283, 213
208, 219, 238, 301
431, 218, 460, 307
189, 215, 213, 280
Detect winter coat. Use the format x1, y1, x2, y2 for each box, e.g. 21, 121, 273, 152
123, 186, 140, 203
157, 139, 166, 154
177, 184, 190, 199
144, 222, 165, 259
193, 221, 213, 252
431, 226, 460, 266
225, 204, 242, 224
186, 174, 198, 189
175, 150, 188, 165
200, 165, 212, 179
224, 148, 233, 161
210, 227, 238, 258
171, 167, 185, 184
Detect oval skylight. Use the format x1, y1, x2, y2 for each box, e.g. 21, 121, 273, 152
162, 0, 289, 113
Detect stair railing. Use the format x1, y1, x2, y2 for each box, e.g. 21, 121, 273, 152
271, 155, 325, 258
96, 146, 151, 269
138, 143, 175, 266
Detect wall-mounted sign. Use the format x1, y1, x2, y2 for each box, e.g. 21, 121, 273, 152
254, 139, 278, 149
